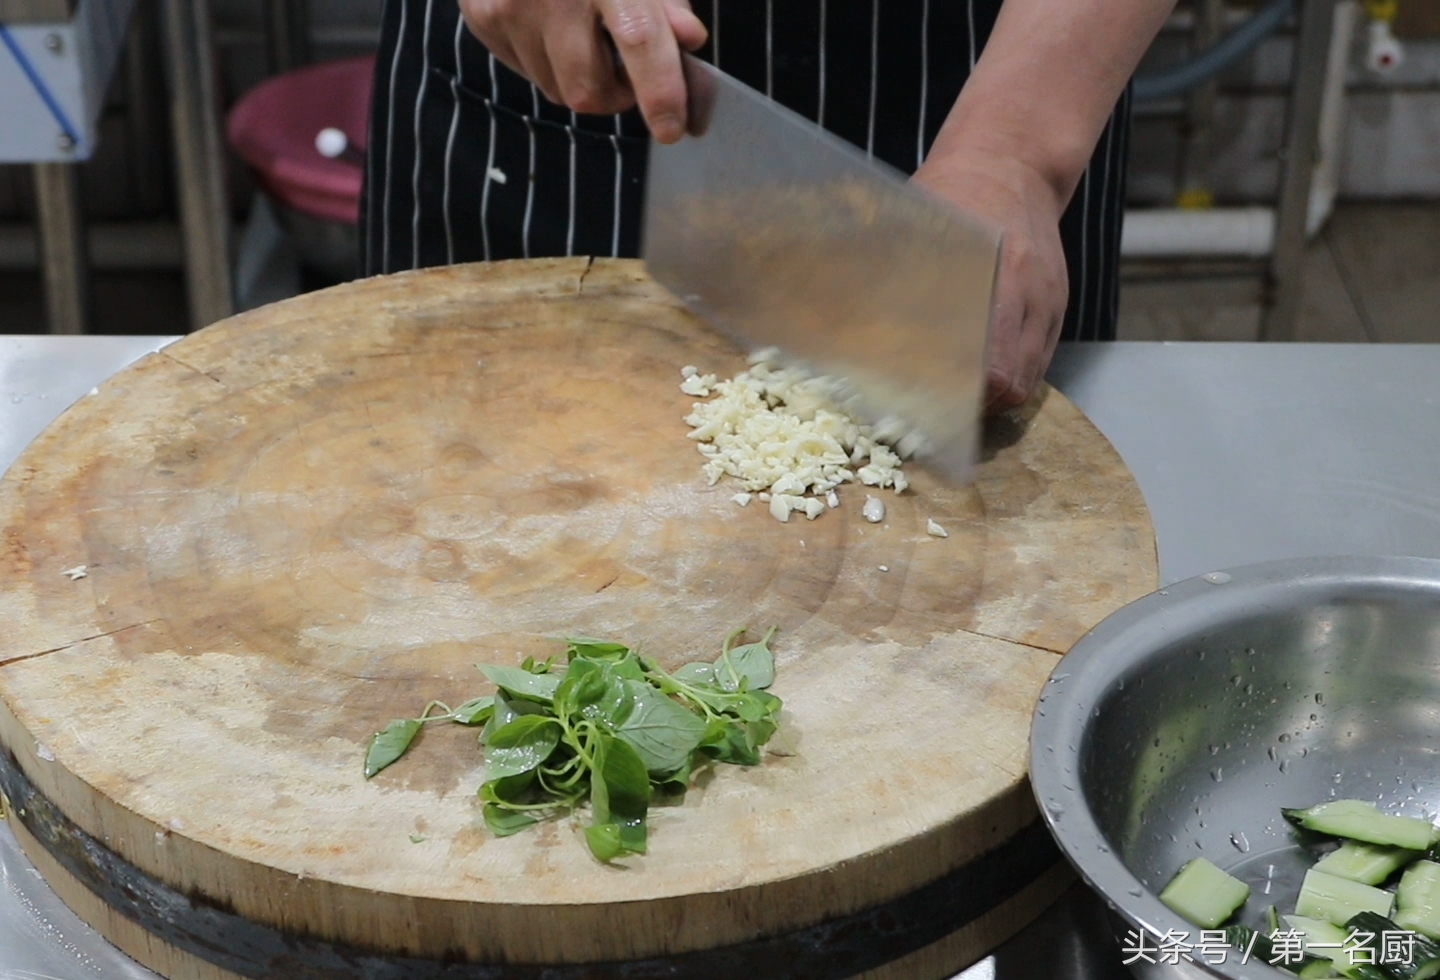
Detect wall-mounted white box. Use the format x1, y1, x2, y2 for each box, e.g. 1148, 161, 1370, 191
0, 0, 139, 162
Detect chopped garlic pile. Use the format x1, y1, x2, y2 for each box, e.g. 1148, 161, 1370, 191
681, 350, 914, 522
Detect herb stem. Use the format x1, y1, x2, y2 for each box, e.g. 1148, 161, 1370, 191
488, 797, 577, 813
560, 718, 597, 772
417, 700, 454, 723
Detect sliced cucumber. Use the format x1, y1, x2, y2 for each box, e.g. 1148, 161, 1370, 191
1345, 911, 1440, 980
1397, 861, 1440, 941
1159, 856, 1251, 928
1296, 868, 1396, 925
1287, 915, 1355, 967
1317, 842, 1423, 886
1284, 801, 1437, 851
1225, 924, 1332, 976
1225, 924, 1272, 963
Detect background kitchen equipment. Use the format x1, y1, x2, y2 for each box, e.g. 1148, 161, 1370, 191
224, 53, 372, 300
1031, 555, 1440, 980
6, 0, 1440, 338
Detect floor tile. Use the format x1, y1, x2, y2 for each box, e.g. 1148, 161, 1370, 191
1326, 203, 1440, 343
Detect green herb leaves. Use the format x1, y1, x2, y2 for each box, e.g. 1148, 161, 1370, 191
364, 719, 422, 779
485, 716, 562, 779
716, 626, 777, 692
362, 630, 783, 863
362, 699, 455, 778
615, 681, 707, 773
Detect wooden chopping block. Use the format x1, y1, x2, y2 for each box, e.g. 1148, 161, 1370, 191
0, 259, 1157, 980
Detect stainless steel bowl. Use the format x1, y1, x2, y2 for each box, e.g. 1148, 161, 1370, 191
1030, 556, 1440, 980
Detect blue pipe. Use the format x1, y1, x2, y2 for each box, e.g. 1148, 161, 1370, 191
1132, 0, 1296, 103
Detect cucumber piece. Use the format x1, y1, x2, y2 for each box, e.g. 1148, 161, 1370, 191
1297, 868, 1396, 925
1284, 801, 1437, 851
1160, 857, 1251, 928
1226, 924, 1332, 975
1397, 861, 1440, 941
1317, 842, 1423, 886
1345, 911, 1440, 980
1225, 924, 1273, 963
1287, 915, 1355, 967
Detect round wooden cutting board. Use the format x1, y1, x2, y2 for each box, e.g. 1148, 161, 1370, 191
0, 259, 1155, 980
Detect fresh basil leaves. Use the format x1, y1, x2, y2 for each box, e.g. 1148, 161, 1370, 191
362, 630, 783, 862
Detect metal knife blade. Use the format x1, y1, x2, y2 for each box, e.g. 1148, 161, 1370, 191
641, 55, 1000, 482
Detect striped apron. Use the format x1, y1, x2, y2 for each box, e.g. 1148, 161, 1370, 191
361, 0, 1130, 341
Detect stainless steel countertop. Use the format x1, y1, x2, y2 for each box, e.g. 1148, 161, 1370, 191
2, 337, 1437, 980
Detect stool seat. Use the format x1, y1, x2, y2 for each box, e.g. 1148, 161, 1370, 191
226, 56, 374, 226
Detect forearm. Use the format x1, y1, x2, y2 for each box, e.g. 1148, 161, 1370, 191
927, 0, 1176, 209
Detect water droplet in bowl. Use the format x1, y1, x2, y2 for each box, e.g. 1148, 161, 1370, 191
1231, 832, 1250, 852
1202, 571, 1232, 584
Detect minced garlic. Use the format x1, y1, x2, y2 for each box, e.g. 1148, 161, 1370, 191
682, 350, 912, 522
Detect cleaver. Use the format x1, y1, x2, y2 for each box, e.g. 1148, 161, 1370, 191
641, 55, 1001, 483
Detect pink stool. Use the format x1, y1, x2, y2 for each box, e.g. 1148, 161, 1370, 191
226, 56, 375, 283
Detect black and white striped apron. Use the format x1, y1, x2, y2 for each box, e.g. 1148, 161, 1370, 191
361, 0, 1130, 341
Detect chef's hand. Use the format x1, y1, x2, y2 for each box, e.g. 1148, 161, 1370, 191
912, 148, 1069, 414
459, 0, 707, 144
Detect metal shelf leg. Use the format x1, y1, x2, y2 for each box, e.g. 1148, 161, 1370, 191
32, 162, 89, 335
1261, 0, 1340, 341
159, 0, 234, 331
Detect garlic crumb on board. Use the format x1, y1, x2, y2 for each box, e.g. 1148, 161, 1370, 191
769, 495, 792, 523
926, 519, 948, 539
61, 564, 87, 580
862, 496, 885, 524
680, 371, 718, 397
681, 353, 913, 523
732, 492, 753, 507
878, 565, 889, 572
